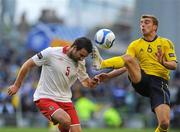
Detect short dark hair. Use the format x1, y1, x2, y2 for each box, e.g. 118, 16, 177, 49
141, 14, 159, 27
72, 37, 93, 53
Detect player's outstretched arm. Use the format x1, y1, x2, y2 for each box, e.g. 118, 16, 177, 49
8, 58, 36, 96
95, 67, 127, 83
106, 67, 127, 79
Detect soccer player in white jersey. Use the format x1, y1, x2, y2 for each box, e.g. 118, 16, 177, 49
8, 37, 98, 132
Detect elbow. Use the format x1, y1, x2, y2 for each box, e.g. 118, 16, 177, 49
164, 61, 177, 70
166, 65, 176, 70
171, 65, 177, 70
171, 62, 177, 70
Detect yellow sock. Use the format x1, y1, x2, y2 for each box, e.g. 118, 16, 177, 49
49, 122, 58, 132
155, 127, 160, 132
155, 126, 168, 132
101, 56, 125, 69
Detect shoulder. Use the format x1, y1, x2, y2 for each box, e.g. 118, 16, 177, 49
129, 38, 142, 46
49, 47, 62, 51
158, 36, 173, 43
40, 47, 63, 57
46, 47, 63, 53
158, 37, 175, 47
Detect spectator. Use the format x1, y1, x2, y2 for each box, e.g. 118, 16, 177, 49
17, 12, 31, 43
75, 90, 97, 127
103, 105, 122, 128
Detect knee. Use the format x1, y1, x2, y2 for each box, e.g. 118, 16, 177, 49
56, 114, 71, 130
62, 116, 71, 129
123, 55, 134, 65
159, 119, 169, 130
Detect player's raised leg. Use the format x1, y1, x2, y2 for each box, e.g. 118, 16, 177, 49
92, 46, 103, 70
122, 54, 141, 83
92, 46, 125, 70
92, 47, 141, 83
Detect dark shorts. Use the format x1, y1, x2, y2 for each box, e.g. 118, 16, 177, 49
131, 70, 170, 112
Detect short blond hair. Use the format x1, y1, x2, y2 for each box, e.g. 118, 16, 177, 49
141, 14, 158, 27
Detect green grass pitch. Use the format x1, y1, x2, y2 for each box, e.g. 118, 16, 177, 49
0, 128, 179, 132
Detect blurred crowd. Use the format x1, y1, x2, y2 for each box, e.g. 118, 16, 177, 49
0, 0, 180, 129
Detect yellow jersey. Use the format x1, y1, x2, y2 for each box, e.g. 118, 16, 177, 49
126, 36, 177, 80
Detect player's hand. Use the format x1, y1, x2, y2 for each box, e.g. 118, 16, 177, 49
8, 85, 19, 96
156, 46, 165, 65
89, 78, 99, 88
95, 73, 109, 83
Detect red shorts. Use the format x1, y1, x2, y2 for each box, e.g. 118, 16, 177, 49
35, 98, 80, 125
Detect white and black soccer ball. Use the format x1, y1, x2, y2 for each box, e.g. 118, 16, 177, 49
94, 29, 115, 49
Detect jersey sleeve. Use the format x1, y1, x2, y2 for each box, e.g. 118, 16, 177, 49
164, 39, 177, 62
126, 42, 136, 57
77, 60, 89, 82
31, 47, 52, 66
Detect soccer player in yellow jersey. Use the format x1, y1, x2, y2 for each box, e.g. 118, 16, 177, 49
93, 14, 177, 132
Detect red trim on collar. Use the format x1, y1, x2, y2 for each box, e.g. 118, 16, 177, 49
62, 46, 69, 54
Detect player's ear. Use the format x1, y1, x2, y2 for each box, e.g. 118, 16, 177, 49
153, 25, 158, 32
71, 45, 76, 50
73, 45, 77, 51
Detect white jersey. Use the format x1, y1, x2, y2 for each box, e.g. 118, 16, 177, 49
32, 47, 89, 102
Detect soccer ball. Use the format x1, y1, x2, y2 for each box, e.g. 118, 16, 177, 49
94, 29, 115, 49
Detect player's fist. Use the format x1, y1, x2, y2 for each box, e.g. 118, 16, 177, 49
156, 46, 165, 65
89, 78, 99, 88
8, 85, 19, 96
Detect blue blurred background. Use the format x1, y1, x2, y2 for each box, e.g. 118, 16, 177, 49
0, 0, 180, 130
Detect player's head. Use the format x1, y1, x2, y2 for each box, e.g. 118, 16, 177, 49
69, 37, 93, 61
140, 14, 159, 36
